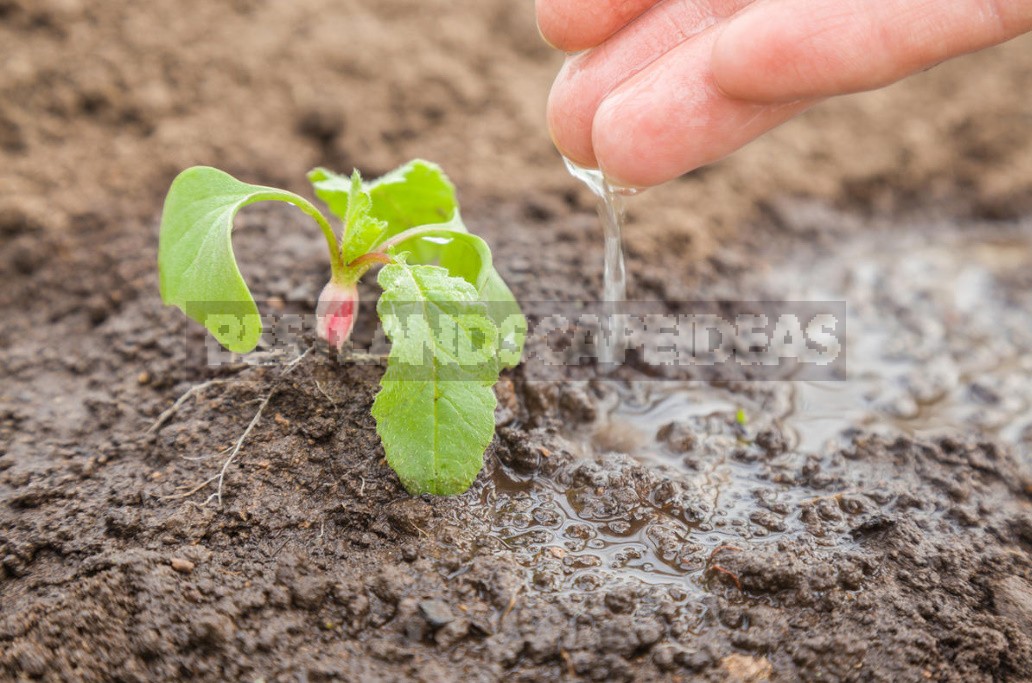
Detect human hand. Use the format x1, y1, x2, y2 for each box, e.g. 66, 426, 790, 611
539, 0, 1032, 188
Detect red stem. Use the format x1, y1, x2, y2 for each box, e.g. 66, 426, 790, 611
348, 252, 394, 269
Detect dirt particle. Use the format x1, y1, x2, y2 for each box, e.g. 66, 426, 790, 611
419, 599, 454, 628
604, 586, 638, 614
187, 611, 234, 650
386, 498, 432, 536
991, 576, 1032, 631
434, 618, 469, 648
720, 653, 773, 682
656, 421, 697, 453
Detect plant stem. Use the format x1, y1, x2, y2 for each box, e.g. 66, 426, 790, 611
373, 225, 454, 254
348, 252, 394, 269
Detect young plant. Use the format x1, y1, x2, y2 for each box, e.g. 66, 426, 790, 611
158, 160, 525, 495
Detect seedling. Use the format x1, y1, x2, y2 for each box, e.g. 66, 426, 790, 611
158, 160, 525, 495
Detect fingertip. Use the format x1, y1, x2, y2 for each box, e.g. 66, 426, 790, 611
711, 8, 803, 103
535, 0, 594, 52
592, 34, 817, 188
592, 88, 678, 188
710, 11, 757, 101
536, 0, 664, 53
546, 57, 599, 168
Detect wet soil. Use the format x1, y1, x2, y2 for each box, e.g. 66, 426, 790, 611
3, 1, 1032, 681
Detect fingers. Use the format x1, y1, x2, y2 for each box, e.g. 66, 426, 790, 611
536, 0, 663, 52
712, 0, 1032, 103
547, 0, 754, 166
591, 27, 815, 187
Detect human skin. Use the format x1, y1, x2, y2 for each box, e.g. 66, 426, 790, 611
539, 0, 1032, 188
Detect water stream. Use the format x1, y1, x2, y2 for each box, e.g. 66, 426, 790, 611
562, 157, 636, 364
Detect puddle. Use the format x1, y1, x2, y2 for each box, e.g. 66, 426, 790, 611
776, 223, 1032, 452
486, 212, 1032, 593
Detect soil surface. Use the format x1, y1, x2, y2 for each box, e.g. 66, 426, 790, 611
3, 1, 1032, 681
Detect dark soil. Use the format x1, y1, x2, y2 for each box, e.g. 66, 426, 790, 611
3, 1, 1032, 681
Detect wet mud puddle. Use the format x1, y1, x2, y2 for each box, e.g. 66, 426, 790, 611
488, 211, 1032, 593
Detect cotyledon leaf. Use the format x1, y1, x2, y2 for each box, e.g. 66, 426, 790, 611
371, 261, 500, 495
158, 166, 337, 353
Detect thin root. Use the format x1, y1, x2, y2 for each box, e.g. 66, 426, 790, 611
707, 564, 743, 591
708, 544, 741, 561
559, 649, 575, 678
314, 380, 337, 405
147, 379, 234, 435
204, 391, 275, 508
282, 347, 312, 376
499, 585, 523, 627
159, 473, 221, 501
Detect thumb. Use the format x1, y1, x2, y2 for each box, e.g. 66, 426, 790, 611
712, 0, 1032, 103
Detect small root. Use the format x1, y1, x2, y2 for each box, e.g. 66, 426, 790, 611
181, 444, 232, 463
559, 649, 575, 678
500, 585, 522, 626
147, 379, 235, 435
314, 380, 337, 405
159, 391, 273, 506
707, 564, 743, 591
708, 544, 741, 561
159, 473, 221, 501
282, 347, 312, 376
205, 391, 275, 508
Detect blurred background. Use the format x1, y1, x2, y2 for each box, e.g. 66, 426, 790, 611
3, 0, 1032, 246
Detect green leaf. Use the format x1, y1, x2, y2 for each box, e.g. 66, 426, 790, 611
365, 159, 457, 234
387, 223, 525, 367
307, 168, 388, 266
372, 262, 500, 495
158, 166, 337, 353
479, 270, 526, 369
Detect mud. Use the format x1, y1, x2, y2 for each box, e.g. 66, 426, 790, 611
3, 0, 1032, 681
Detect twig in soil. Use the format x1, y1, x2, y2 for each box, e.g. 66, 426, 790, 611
705, 544, 743, 591
147, 379, 235, 434
708, 544, 741, 561
706, 565, 743, 591
499, 585, 522, 627
204, 391, 275, 508
559, 649, 575, 678
483, 535, 515, 552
